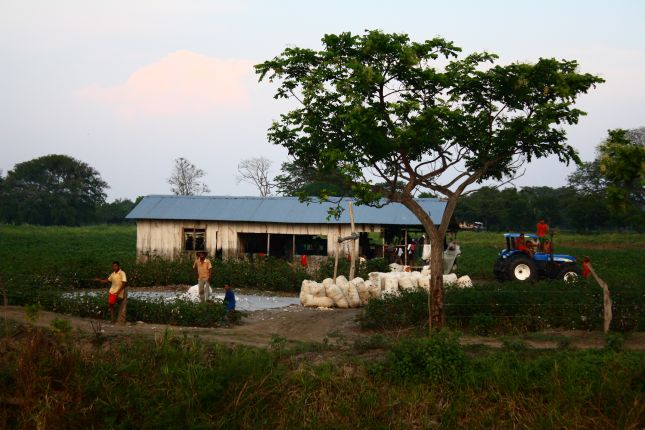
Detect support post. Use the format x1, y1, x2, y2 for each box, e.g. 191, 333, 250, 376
267, 233, 271, 257
348, 202, 357, 280
587, 262, 612, 333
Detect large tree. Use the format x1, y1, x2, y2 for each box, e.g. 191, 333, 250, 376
168, 157, 210, 196
0, 154, 108, 225
256, 30, 602, 329
237, 157, 274, 197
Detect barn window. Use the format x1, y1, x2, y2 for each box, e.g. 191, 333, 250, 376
183, 228, 206, 251
295, 235, 327, 256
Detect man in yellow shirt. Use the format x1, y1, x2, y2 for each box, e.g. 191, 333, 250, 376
97, 261, 128, 324
193, 251, 213, 302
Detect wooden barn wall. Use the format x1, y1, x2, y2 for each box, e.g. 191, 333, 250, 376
135, 220, 381, 261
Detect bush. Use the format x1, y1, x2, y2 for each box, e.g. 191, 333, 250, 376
360, 281, 643, 333
387, 331, 465, 383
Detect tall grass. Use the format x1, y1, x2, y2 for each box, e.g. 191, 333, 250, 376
1, 324, 642, 429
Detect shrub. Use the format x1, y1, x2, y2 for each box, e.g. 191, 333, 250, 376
387, 331, 465, 383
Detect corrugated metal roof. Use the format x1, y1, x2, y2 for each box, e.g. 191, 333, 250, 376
126, 195, 446, 226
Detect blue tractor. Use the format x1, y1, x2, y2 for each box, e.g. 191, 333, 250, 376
493, 233, 581, 282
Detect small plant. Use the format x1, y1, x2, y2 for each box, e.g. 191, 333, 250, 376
24, 303, 42, 323
353, 333, 388, 352
470, 313, 495, 336
50, 318, 72, 336
605, 332, 625, 352
501, 336, 528, 352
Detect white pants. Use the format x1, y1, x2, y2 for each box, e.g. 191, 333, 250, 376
198, 279, 210, 302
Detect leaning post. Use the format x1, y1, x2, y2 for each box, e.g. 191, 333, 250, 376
586, 261, 612, 333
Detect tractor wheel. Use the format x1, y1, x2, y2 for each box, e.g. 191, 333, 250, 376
507, 255, 537, 282
559, 266, 581, 283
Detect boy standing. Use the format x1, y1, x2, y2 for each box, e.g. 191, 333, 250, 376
222, 283, 236, 325
97, 261, 127, 324
193, 251, 213, 302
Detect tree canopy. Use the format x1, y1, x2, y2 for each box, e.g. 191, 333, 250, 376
598, 128, 644, 212
256, 30, 603, 327
0, 154, 108, 225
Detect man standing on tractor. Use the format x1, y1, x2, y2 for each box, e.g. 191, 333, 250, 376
536, 219, 549, 251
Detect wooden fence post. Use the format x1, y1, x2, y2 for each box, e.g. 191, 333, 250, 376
586, 262, 612, 333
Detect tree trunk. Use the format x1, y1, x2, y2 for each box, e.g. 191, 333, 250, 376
428, 235, 445, 331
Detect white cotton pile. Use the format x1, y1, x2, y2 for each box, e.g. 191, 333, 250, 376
305, 296, 335, 308
325, 283, 349, 308
322, 278, 334, 289
181, 284, 213, 302
443, 273, 458, 285
456, 275, 473, 288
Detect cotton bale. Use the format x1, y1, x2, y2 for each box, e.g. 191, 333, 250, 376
443, 273, 458, 285
305, 296, 334, 308
346, 283, 361, 308
325, 283, 349, 308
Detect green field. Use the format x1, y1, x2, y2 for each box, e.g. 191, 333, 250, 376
1, 225, 643, 286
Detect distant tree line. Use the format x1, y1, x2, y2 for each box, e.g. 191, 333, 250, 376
0, 154, 139, 226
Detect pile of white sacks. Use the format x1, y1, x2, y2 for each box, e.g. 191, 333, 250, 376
300, 264, 473, 308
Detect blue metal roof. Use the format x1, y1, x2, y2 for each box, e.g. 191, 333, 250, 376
126, 195, 447, 226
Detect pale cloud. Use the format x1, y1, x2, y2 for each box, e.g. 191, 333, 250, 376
77, 50, 254, 119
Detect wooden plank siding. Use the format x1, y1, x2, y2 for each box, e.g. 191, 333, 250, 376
135, 220, 381, 261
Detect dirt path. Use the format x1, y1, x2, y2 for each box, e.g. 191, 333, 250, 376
0, 305, 363, 348
2, 305, 643, 350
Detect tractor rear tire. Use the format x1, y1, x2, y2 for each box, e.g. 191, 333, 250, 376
507, 255, 537, 282
559, 266, 581, 283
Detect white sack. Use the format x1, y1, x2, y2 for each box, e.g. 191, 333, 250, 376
299, 280, 312, 305
325, 283, 349, 309
418, 276, 430, 291
305, 296, 334, 308
398, 275, 414, 291
335, 275, 349, 289
346, 283, 361, 308
443, 273, 458, 285
456, 275, 473, 288
322, 278, 334, 289
365, 280, 382, 299
422, 244, 432, 261
421, 265, 431, 276
383, 275, 400, 296
410, 271, 421, 288
309, 282, 327, 297
356, 281, 371, 305
368, 272, 381, 287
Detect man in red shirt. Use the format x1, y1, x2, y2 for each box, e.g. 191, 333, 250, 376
536, 219, 549, 251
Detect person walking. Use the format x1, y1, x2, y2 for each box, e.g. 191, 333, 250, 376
193, 251, 213, 302
96, 261, 127, 324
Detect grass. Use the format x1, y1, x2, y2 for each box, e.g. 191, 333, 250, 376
0, 323, 642, 429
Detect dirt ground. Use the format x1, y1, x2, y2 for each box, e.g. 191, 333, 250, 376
1, 305, 643, 350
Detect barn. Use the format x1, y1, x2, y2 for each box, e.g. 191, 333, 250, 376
125, 195, 449, 263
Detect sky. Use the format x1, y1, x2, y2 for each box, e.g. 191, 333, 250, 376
1, 0, 644, 201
